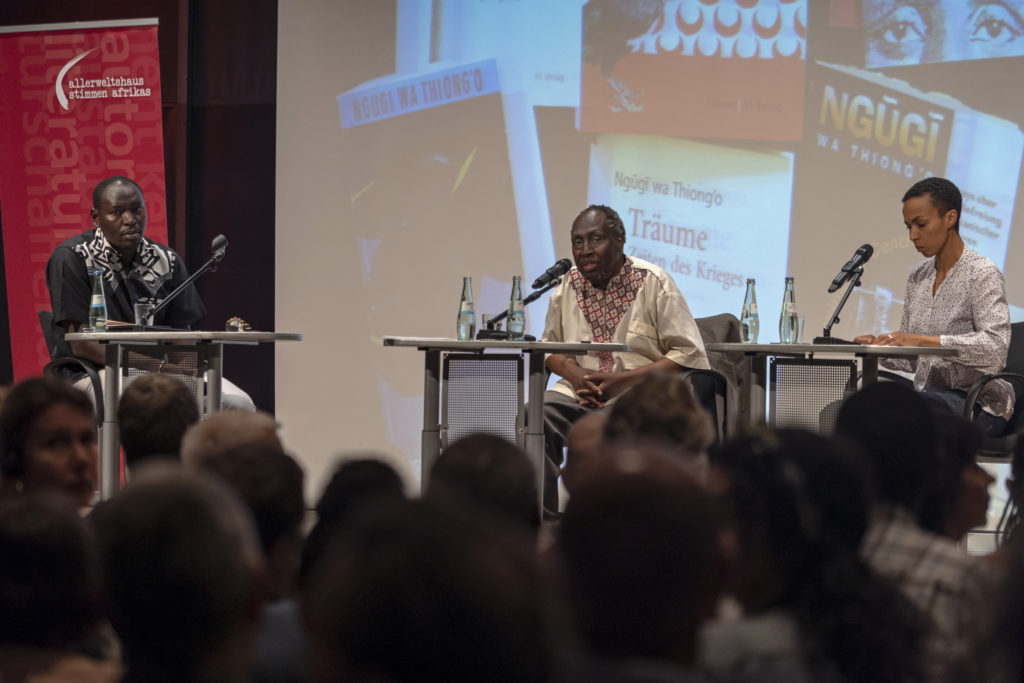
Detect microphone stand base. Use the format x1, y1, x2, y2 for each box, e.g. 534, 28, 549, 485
813, 336, 856, 345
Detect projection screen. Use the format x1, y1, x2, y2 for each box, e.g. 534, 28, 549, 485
277, 0, 1024, 495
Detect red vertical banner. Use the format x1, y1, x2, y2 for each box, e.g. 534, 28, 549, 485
0, 19, 167, 379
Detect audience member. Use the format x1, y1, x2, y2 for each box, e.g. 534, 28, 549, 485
0, 376, 96, 506
195, 443, 305, 599
959, 529, 1024, 682
117, 373, 199, 472
704, 428, 925, 683
91, 463, 266, 683
602, 370, 714, 480
835, 381, 976, 681
298, 457, 406, 588
558, 444, 720, 682
180, 409, 281, 467
428, 433, 539, 534
0, 493, 119, 683
195, 443, 307, 683
918, 413, 993, 541
303, 498, 553, 683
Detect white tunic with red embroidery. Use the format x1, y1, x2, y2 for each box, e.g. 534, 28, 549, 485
541, 256, 709, 402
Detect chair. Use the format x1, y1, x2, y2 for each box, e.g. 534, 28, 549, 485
683, 313, 746, 441
38, 310, 104, 426
964, 321, 1024, 460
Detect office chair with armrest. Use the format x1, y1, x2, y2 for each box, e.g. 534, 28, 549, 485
682, 313, 745, 441
963, 321, 1024, 460
38, 310, 104, 426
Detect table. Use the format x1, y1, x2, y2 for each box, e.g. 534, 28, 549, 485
704, 342, 959, 425
380, 336, 628, 504
67, 330, 302, 499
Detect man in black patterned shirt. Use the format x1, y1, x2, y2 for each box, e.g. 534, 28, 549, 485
46, 176, 253, 410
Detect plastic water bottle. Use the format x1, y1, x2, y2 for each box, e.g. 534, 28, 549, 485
779, 276, 798, 344
456, 276, 475, 340
507, 275, 525, 341
89, 270, 108, 332
740, 278, 759, 343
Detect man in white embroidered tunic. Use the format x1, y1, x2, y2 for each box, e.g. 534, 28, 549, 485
541, 205, 709, 486
854, 177, 1013, 436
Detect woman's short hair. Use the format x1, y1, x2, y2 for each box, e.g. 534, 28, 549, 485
0, 376, 93, 479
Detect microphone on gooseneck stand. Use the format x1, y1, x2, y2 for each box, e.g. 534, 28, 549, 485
477, 259, 572, 340
816, 243, 873, 344
531, 258, 572, 289
828, 244, 873, 293
146, 234, 229, 325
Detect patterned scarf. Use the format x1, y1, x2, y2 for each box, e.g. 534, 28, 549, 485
569, 258, 647, 372
72, 228, 175, 297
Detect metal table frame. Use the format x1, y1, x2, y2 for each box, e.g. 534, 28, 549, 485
380, 337, 628, 505
705, 342, 959, 426
67, 330, 302, 499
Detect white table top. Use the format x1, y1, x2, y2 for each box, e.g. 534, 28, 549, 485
67, 330, 302, 344
379, 335, 628, 353
705, 342, 958, 358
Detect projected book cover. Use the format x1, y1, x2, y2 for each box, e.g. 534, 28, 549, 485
791, 60, 1024, 334
337, 60, 526, 456
579, 0, 807, 142
588, 133, 794, 326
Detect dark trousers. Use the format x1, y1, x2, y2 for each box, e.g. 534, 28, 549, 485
920, 389, 1008, 437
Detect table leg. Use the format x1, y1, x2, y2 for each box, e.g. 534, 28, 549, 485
862, 356, 879, 384
526, 350, 546, 517
100, 344, 121, 500
207, 343, 223, 413
421, 350, 441, 489
750, 354, 768, 424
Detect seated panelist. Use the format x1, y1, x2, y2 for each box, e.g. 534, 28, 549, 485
46, 175, 254, 411
853, 177, 1012, 435
541, 204, 710, 472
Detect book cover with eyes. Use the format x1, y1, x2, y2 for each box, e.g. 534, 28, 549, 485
789, 60, 1023, 337
579, 0, 808, 142
861, 0, 1024, 68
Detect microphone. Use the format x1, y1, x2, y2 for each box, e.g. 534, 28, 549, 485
828, 244, 873, 293
212, 234, 228, 262
148, 234, 231, 322
531, 258, 572, 289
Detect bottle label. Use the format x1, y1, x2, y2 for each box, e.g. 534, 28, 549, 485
90, 294, 104, 307
511, 302, 524, 313
783, 302, 796, 315
460, 302, 474, 313
749, 303, 757, 315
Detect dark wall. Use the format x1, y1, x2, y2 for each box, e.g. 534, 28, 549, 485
184, 0, 277, 412
0, 0, 278, 411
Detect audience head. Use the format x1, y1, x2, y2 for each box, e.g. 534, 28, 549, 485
710, 428, 924, 682
91, 463, 264, 676
180, 409, 281, 468
563, 410, 608, 494
0, 376, 96, 506
299, 457, 406, 587
559, 444, 720, 666
602, 371, 714, 476
118, 374, 200, 470
835, 381, 937, 509
428, 433, 539, 533
0, 493, 100, 648
196, 443, 306, 600
712, 429, 868, 612
918, 413, 991, 540
304, 498, 550, 683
